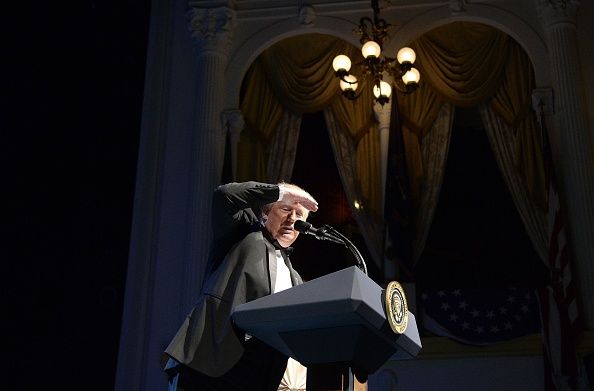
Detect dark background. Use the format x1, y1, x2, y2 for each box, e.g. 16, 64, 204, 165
7, 1, 545, 389
290, 108, 545, 290
8, 1, 150, 389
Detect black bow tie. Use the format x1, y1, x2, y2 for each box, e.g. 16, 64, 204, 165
271, 239, 294, 257
279, 245, 294, 257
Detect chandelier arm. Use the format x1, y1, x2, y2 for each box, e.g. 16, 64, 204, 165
392, 79, 420, 95
338, 74, 358, 85
341, 88, 366, 101
384, 62, 415, 78
383, 55, 396, 63
371, 0, 380, 23
366, 58, 380, 78
333, 0, 420, 102
359, 16, 374, 27
358, 17, 374, 43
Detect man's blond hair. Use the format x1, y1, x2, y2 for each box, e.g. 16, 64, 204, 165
261, 182, 310, 216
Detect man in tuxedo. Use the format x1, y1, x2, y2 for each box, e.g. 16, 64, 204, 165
163, 181, 318, 391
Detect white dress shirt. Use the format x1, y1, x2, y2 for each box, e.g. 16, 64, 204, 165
273, 250, 307, 391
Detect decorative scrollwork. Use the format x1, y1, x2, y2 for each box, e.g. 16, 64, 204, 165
187, 6, 236, 55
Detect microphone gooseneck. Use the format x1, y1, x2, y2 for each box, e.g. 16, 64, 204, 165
293, 220, 368, 275
293, 220, 343, 244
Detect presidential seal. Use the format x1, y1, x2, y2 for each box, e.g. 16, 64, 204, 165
385, 281, 408, 334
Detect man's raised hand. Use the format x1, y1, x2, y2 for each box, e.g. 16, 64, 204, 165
278, 183, 318, 212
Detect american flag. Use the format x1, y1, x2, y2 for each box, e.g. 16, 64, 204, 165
536, 103, 582, 391
420, 287, 541, 345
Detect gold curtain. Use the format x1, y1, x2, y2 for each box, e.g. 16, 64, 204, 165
488, 41, 546, 209
325, 82, 380, 215
324, 84, 384, 263
238, 34, 383, 218
399, 22, 545, 210
396, 86, 444, 205
412, 22, 510, 107
237, 25, 547, 265
238, 34, 355, 182
238, 34, 385, 263
238, 60, 285, 181
259, 35, 347, 113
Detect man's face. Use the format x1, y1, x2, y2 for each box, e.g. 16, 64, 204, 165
264, 201, 309, 248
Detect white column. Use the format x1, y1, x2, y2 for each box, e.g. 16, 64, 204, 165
115, 0, 238, 391
184, 5, 236, 310
373, 101, 392, 216
373, 100, 393, 280
115, 3, 237, 391
221, 109, 245, 181
537, 0, 594, 328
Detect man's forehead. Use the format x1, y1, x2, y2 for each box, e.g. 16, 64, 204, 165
275, 201, 309, 214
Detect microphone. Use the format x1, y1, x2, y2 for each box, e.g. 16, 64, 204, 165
294, 220, 343, 244
294, 220, 368, 275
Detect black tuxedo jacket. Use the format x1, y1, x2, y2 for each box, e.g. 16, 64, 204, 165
164, 182, 303, 377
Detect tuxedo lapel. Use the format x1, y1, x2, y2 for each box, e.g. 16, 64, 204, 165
265, 240, 277, 294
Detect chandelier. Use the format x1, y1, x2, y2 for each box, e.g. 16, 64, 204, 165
332, 0, 420, 105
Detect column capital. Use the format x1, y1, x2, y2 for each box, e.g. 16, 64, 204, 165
536, 0, 579, 27
373, 101, 392, 127
187, 5, 236, 56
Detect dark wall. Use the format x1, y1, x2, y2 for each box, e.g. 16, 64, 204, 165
7, 1, 149, 389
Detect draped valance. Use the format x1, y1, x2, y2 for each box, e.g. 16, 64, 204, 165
237, 23, 547, 268
238, 34, 384, 265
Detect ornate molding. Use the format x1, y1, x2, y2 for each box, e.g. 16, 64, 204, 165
449, 0, 468, 15
187, 6, 236, 55
299, 4, 316, 26
536, 0, 580, 26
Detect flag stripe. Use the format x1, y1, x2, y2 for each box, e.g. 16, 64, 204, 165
537, 104, 581, 391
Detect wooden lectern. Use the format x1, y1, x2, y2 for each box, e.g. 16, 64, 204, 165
232, 266, 422, 391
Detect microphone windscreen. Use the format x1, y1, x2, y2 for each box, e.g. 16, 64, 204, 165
294, 220, 311, 232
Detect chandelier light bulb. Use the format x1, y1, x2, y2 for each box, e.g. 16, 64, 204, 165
332, 55, 352, 72
340, 74, 358, 91
331, 7, 420, 101
402, 68, 421, 85
396, 47, 416, 64
373, 80, 392, 98
362, 41, 381, 59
